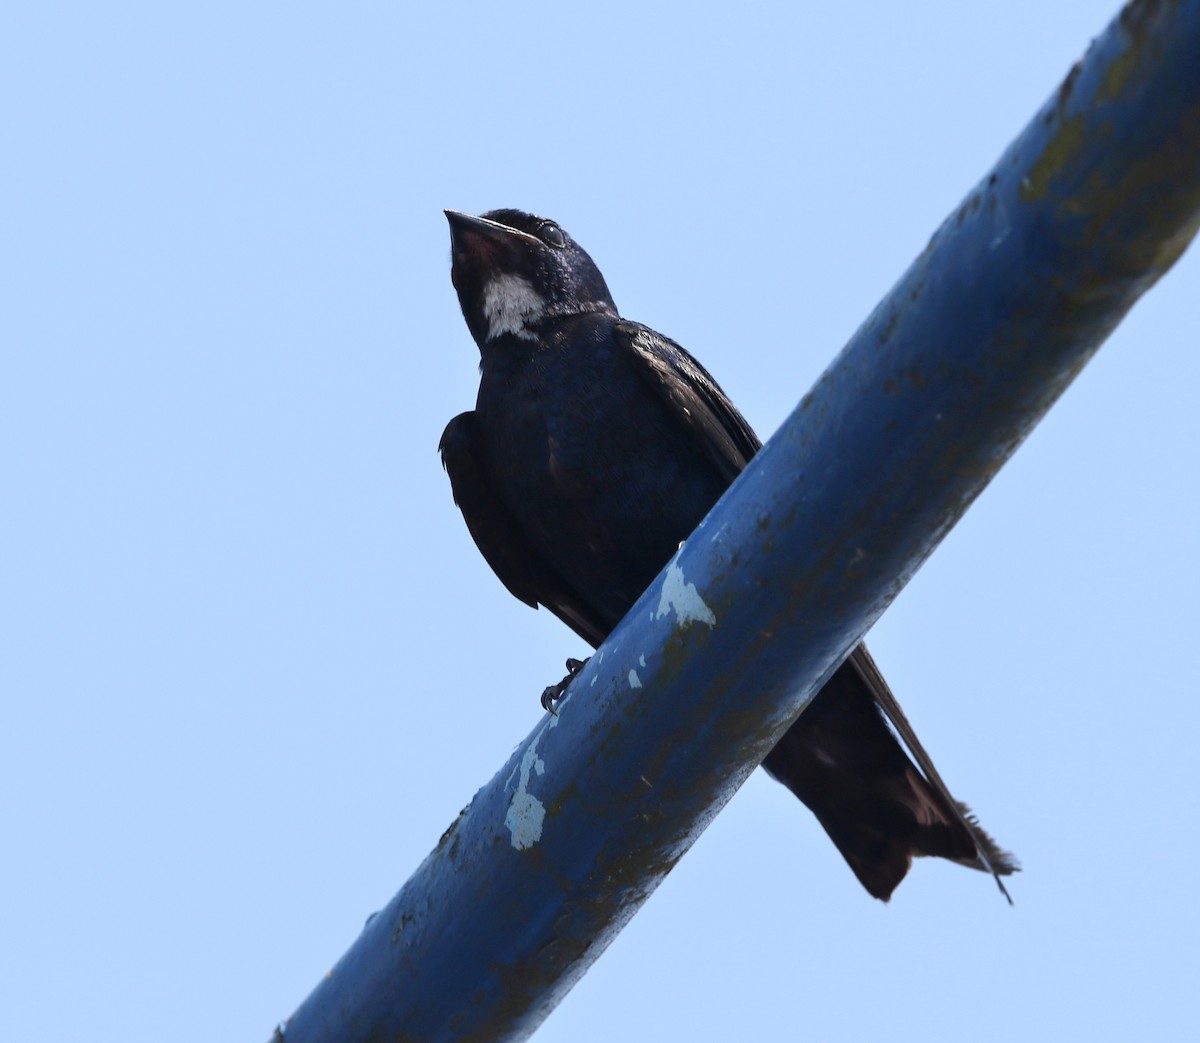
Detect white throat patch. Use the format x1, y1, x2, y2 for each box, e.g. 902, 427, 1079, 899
482, 274, 547, 342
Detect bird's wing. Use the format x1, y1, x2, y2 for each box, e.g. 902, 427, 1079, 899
439, 411, 608, 648
618, 321, 762, 482
617, 322, 1018, 898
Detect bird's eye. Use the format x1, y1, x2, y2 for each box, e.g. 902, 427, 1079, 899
539, 222, 566, 248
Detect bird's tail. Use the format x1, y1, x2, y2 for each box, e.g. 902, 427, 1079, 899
761, 644, 1018, 902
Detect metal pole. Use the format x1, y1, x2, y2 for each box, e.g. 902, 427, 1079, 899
277, 3, 1200, 1039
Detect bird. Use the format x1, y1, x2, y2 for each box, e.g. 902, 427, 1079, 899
438, 207, 1017, 902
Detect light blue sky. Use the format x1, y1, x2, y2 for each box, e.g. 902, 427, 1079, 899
3, 3, 1198, 1040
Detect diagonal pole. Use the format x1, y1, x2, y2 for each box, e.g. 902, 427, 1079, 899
276, 3, 1200, 1040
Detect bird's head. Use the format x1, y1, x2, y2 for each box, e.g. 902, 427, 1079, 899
445, 209, 617, 349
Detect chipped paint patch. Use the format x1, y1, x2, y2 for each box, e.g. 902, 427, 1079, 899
655, 561, 717, 628
505, 726, 549, 849
628, 669, 642, 689
989, 194, 1011, 251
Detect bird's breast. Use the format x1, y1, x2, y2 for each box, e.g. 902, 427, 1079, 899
475, 338, 726, 611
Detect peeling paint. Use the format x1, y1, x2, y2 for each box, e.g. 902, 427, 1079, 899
505, 727, 549, 850
655, 561, 717, 628
989, 193, 1012, 250
628, 669, 642, 689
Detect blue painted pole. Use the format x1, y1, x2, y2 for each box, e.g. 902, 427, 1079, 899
277, 3, 1200, 1040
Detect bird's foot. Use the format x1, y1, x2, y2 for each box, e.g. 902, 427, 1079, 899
541, 657, 590, 714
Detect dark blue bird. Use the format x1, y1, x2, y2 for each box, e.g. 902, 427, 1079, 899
439, 208, 1016, 901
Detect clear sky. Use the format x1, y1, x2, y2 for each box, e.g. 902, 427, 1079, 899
3, 2, 1198, 1040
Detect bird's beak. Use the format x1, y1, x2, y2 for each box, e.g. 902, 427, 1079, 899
445, 210, 541, 249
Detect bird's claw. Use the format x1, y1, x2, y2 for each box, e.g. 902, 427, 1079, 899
540, 656, 590, 714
